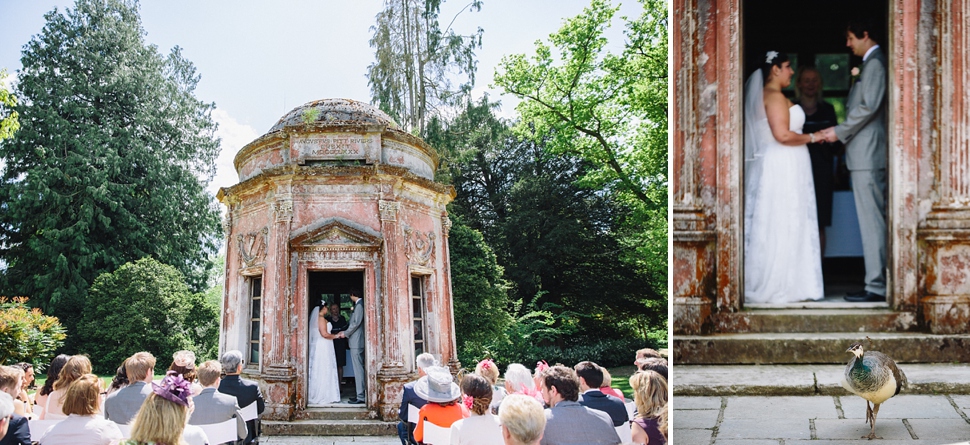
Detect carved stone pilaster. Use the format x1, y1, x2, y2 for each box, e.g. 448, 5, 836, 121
442, 215, 452, 237
275, 199, 294, 222
379, 200, 399, 221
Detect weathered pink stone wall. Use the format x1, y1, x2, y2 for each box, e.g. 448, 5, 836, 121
218, 99, 458, 420
672, 0, 970, 334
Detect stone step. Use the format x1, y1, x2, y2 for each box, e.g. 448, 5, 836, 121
301, 407, 373, 421
673, 332, 970, 365
723, 308, 916, 333
262, 419, 397, 436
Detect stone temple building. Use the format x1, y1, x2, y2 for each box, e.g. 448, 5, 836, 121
217, 99, 458, 421
673, 0, 970, 364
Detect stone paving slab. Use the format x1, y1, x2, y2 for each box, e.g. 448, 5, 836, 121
261, 436, 399, 445
674, 395, 970, 445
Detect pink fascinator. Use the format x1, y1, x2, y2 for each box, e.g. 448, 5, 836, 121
477, 359, 494, 371
535, 360, 549, 374
152, 371, 192, 407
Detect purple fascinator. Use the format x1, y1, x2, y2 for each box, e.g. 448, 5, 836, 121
152, 370, 192, 407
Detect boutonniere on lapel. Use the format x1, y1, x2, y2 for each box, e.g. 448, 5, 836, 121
851, 66, 862, 84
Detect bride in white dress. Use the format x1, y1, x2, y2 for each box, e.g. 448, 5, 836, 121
744, 51, 825, 304
308, 304, 340, 405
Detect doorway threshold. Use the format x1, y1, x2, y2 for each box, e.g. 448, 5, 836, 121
746, 294, 890, 310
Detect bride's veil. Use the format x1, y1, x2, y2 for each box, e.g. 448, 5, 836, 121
743, 69, 768, 231
309, 306, 321, 345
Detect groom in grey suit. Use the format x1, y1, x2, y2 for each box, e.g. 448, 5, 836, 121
823, 18, 888, 302
342, 289, 366, 403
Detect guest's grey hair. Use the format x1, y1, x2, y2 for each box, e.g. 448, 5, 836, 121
0, 392, 13, 419
415, 353, 436, 370
220, 350, 244, 374
504, 363, 534, 394
499, 394, 546, 445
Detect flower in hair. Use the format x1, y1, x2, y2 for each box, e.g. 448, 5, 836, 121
463, 394, 474, 410
152, 371, 192, 407
765, 51, 779, 63
535, 360, 549, 374
173, 350, 196, 369
477, 359, 494, 371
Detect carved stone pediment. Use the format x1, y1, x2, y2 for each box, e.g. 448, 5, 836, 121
290, 217, 382, 250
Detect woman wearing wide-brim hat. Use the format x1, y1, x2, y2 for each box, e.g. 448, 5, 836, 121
413, 366, 469, 444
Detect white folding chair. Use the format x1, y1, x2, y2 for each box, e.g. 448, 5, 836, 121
28, 419, 60, 442
115, 422, 132, 438
240, 401, 258, 421
421, 421, 451, 445
198, 418, 237, 444
615, 423, 632, 444
407, 404, 420, 424
625, 401, 635, 419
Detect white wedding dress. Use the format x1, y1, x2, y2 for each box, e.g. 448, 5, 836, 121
308, 306, 340, 405
744, 71, 824, 303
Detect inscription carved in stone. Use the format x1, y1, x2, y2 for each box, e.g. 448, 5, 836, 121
290, 133, 378, 164
239, 227, 269, 268
298, 250, 373, 262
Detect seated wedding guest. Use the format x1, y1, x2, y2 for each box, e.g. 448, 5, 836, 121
0, 367, 26, 419
598, 368, 624, 402
398, 352, 435, 445
0, 392, 26, 445
37, 374, 123, 445
106, 361, 129, 396
169, 350, 203, 396
34, 354, 69, 416
105, 352, 155, 424
498, 394, 546, 445
635, 349, 661, 363
0, 368, 29, 445
44, 355, 92, 420
532, 361, 549, 402
538, 365, 620, 445
13, 364, 33, 419
450, 374, 502, 445
475, 359, 506, 415
188, 360, 247, 444
413, 366, 468, 444
637, 358, 668, 382
574, 362, 627, 427
121, 372, 194, 445
503, 364, 539, 400
218, 350, 264, 445
629, 370, 667, 445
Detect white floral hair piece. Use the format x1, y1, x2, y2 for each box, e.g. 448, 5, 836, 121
765, 51, 779, 64
173, 350, 196, 369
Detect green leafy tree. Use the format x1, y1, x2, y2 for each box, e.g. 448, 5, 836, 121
367, 0, 483, 135
0, 297, 66, 366
0, 69, 19, 141
76, 257, 218, 373
447, 219, 510, 365
0, 0, 222, 337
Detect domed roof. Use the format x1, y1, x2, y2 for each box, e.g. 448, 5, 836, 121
268, 98, 400, 133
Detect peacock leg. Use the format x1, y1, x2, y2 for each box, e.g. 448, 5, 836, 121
864, 403, 882, 440
865, 401, 872, 425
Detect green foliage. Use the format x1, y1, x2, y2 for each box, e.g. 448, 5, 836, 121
0, 69, 19, 141
0, 0, 222, 341
448, 219, 511, 366
76, 257, 218, 374
0, 297, 66, 366
367, 0, 483, 136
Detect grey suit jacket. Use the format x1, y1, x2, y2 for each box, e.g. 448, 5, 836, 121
539, 400, 621, 445
104, 381, 153, 424
345, 298, 365, 349
578, 390, 629, 427
188, 387, 248, 441
834, 46, 887, 170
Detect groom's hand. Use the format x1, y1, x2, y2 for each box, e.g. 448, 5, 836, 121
822, 127, 839, 143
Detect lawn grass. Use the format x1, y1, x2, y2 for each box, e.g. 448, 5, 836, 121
608, 365, 638, 399
31, 374, 169, 395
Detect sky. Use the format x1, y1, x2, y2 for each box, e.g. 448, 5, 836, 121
0, 0, 643, 195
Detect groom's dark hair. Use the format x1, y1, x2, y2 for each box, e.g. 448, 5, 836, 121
349, 288, 362, 299
847, 18, 882, 44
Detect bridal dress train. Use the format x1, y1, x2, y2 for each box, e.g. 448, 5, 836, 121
308, 306, 341, 405
743, 71, 824, 304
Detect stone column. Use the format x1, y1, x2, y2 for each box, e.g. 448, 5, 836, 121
376, 198, 408, 419
917, 0, 970, 334
440, 215, 460, 373
672, 0, 742, 334
260, 196, 296, 420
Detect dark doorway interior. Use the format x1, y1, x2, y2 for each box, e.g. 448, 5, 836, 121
743, 0, 888, 299
307, 270, 363, 400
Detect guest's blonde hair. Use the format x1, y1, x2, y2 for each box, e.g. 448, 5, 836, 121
498, 394, 546, 445
197, 360, 222, 387
130, 393, 188, 445
53, 355, 92, 391
126, 352, 156, 381
0, 366, 23, 394
600, 368, 613, 387
475, 359, 499, 386
62, 374, 101, 416
630, 370, 667, 419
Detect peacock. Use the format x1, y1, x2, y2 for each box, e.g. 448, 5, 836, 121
841, 341, 908, 440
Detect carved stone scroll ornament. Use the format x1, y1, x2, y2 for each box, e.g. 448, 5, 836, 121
239, 227, 269, 268
379, 200, 400, 221
275, 200, 294, 222
403, 225, 436, 267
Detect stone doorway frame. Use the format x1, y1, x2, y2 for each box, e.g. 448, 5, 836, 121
290, 218, 383, 409
672, 0, 927, 332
